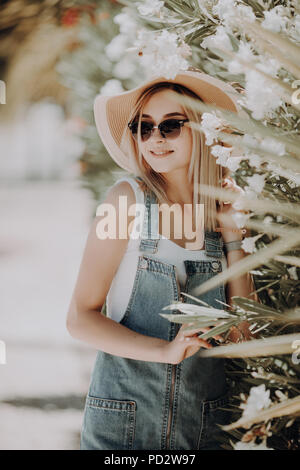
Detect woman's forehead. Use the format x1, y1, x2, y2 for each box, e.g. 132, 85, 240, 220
141, 90, 185, 116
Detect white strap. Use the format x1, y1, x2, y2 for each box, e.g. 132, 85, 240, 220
111, 176, 145, 239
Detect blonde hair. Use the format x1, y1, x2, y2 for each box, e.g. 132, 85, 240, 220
119, 82, 230, 232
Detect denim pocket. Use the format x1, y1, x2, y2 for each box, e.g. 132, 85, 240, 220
80, 396, 136, 450
197, 391, 232, 450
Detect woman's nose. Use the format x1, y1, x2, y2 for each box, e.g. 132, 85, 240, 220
150, 127, 164, 140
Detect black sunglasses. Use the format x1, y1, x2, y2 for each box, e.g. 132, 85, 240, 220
128, 118, 189, 142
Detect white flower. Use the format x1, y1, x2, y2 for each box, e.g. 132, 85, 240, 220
232, 211, 251, 228
261, 6, 290, 33
201, 25, 233, 52
212, 0, 236, 22
241, 234, 264, 253
245, 173, 266, 193
136, 0, 164, 17
246, 153, 262, 169
287, 266, 298, 280
256, 56, 281, 78
230, 183, 254, 210
275, 390, 288, 402
263, 216, 273, 224
240, 384, 272, 420
244, 186, 258, 200
114, 12, 138, 36
244, 70, 283, 120
210, 142, 244, 171
242, 134, 260, 149
225, 156, 243, 172
287, 177, 300, 188
100, 79, 124, 96
133, 29, 191, 79
261, 138, 285, 156
232, 195, 246, 211
113, 57, 136, 80
228, 41, 256, 75
105, 34, 128, 62
288, 14, 300, 43
210, 144, 233, 166
242, 135, 285, 162
233, 440, 274, 450
235, 4, 256, 23
200, 112, 226, 146
212, 0, 255, 29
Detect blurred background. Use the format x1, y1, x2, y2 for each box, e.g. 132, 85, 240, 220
1, 0, 299, 450
0, 0, 148, 449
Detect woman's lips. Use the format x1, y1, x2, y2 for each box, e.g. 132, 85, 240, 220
150, 150, 174, 157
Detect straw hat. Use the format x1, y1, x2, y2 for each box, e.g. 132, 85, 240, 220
94, 67, 246, 173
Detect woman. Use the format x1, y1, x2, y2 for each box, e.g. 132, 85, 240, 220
66, 68, 257, 450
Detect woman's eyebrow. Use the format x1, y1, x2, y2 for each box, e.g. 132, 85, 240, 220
141, 112, 187, 118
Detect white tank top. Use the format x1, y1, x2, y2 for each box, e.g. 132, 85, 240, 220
106, 176, 227, 323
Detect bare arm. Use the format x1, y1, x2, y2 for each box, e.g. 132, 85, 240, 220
66, 181, 211, 364
226, 246, 259, 306
218, 176, 259, 342
226, 247, 259, 341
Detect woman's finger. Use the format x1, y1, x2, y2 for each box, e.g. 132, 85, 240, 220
195, 327, 224, 342
181, 324, 223, 341
183, 336, 212, 349
180, 325, 210, 336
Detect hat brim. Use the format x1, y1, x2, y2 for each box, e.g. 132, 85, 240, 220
94, 70, 247, 172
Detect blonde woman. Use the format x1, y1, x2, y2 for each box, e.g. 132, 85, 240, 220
66, 68, 257, 450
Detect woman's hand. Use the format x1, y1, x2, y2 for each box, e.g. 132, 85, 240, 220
163, 323, 224, 365
216, 176, 248, 243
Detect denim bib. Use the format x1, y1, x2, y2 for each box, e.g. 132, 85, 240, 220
80, 184, 232, 450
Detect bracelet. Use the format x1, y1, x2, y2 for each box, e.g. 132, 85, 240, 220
223, 240, 243, 254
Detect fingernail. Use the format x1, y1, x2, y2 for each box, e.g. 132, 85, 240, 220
185, 337, 191, 342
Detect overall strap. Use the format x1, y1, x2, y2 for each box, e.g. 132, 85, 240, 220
139, 187, 159, 254
137, 181, 224, 257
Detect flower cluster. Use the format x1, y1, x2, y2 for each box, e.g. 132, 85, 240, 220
240, 384, 272, 420
132, 29, 192, 79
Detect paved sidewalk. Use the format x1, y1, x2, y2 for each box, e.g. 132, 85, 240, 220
0, 180, 99, 449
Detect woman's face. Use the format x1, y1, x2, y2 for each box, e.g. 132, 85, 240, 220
137, 89, 192, 174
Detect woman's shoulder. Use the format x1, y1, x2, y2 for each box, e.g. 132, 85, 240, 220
109, 173, 146, 204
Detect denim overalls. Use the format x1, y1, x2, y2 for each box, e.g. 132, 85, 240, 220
80, 181, 232, 450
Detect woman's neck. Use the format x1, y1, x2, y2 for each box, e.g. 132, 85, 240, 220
164, 170, 193, 206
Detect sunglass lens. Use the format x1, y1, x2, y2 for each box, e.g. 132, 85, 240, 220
160, 119, 181, 138
130, 121, 153, 141
140, 122, 153, 141
130, 118, 183, 141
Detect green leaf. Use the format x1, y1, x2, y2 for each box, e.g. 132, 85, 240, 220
197, 333, 300, 358
164, 0, 194, 18
162, 302, 234, 317
159, 313, 225, 324
197, 319, 238, 339
231, 297, 284, 317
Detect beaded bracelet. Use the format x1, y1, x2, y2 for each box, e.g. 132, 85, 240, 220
223, 240, 243, 254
